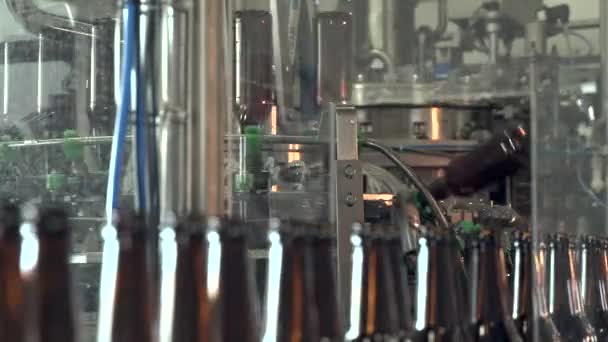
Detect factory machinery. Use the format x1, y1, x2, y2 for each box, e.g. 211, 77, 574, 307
0, 0, 606, 341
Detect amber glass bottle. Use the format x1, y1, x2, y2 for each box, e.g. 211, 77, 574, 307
0, 203, 24, 341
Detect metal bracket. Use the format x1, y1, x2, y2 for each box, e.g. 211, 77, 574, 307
330, 104, 364, 328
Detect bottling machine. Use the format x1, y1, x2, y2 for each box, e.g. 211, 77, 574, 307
0, 0, 606, 341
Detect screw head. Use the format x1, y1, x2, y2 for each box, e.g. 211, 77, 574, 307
345, 193, 357, 207
344, 164, 356, 178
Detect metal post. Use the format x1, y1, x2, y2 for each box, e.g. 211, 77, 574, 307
332, 104, 364, 330
190, 0, 230, 216
602, 0, 608, 237
528, 36, 541, 342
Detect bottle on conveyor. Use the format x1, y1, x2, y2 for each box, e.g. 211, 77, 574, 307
386, 224, 413, 338
410, 230, 473, 342
219, 219, 260, 342
313, 224, 343, 341
275, 223, 320, 341
547, 234, 597, 341
533, 241, 563, 341
580, 237, 608, 339
345, 224, 402, 341
109, 211, 155, 342
167, 216, 214, 342
0, 203, 24, 342
34, 207, 77, 342
509, 232, 531, 339
465, 229, 522, 342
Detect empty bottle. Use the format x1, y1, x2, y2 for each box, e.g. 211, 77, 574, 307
466, 230, 522, 342
234, 10, 274, 130
168, 216, 213, 342
387, 225, 413, 337
580, 237, 608, 339
110, 211, 155, 342
533, 241, 563, 342
220, 220, 260, 342
411, 230, 473, 342
0, 203, 24, 342
312, 224, 342, 340
347, 225, 401, 341
547, 234, 597, 341
510, 232, 531, 338
275, 224, 320, 341
34, 207, 77, 342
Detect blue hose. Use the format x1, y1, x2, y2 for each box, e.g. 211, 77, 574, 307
105, 1, 137, 222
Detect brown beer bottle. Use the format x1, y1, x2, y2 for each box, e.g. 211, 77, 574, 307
110, 211, 154, 342
510, 232, 531, 338
411, 230, 473, 342
168, 216, 212, 342
386, 224, 413, 337
35, 207, 77, 342
276, 223, 320, 341
0, 203, 24, 341
219, 219, 260, 342
547, 234, 597, 341
347, 224, 400, 340
467, 230, 522, 342
580, 237, 608, 339
313, 224, 342, 340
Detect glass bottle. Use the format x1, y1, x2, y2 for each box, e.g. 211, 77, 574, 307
387, 224, 413, 337
276, 224, 320, 341
510, 232, 531, 338
345, 224, 400, 341
34, 207, 77, 342
580, 237, 608, 339
0, 203, 23, 341
110, 211, 154, 342
219, 220, 260, 342
411, 231, 472, 342
467, 230, 522, 342
313, 224, 342, 340
547, 234, 597, 341
533, 241, 563, 341
168, 216, 212, 342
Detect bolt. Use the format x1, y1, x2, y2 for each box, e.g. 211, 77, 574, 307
345, 193, 357, 207
344, 165, 356, 178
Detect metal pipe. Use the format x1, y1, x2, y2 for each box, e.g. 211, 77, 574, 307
601, 0, 608, 235
433, 0, 448, 40
189, 0, 229, 216
361, 140, 450, 230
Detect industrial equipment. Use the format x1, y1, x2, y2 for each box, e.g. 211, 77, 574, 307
0, 0, 605, 341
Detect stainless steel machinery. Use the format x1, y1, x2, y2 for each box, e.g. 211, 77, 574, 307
0, 0, 605, 341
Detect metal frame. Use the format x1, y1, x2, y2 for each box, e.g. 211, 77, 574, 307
330, 104, 364, 324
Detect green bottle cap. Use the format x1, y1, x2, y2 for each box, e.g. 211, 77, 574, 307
63, 129, 83, 161
460, 220, 481, 234
47, 171, 66, 192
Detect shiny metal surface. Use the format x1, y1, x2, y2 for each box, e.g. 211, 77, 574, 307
190, 0, 229, 216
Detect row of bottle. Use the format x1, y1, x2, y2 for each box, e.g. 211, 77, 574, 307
2, 203, 608, 341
